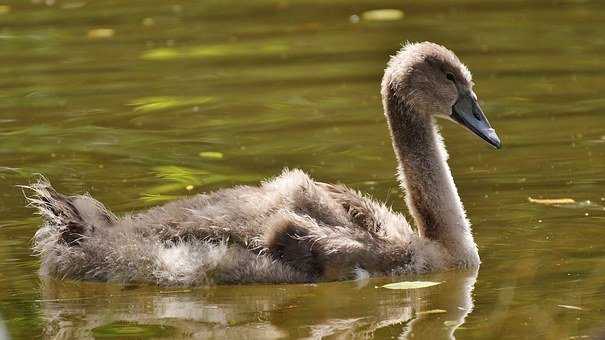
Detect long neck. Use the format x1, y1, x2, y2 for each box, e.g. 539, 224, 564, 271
383, 91, 479, 266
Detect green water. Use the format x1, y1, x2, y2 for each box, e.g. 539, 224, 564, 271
1, 0, 604, 339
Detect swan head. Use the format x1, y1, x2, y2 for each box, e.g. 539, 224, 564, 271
382, 41, 501, 149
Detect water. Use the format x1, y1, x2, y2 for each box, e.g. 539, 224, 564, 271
1, 0, 604, 338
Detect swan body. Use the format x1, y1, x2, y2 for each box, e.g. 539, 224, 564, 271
27, 42, 500, 286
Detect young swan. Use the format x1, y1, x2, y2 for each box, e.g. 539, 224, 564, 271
26, 42, 500, 286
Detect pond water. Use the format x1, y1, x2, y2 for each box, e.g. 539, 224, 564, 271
1, 0, 604, 339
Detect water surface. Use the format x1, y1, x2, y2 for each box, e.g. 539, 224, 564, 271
1, 0, 604, 339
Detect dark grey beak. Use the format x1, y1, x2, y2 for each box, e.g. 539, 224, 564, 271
451, 91, 501, 149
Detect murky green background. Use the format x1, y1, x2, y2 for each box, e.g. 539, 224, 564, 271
0, 0, 604, 339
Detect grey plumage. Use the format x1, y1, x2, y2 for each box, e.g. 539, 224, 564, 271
26, 41, 498, 286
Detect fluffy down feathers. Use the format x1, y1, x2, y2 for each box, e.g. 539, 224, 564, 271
25, 169, 449, 286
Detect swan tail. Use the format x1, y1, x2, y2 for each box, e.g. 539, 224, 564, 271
23, 178, 313, 285
23, 177, 117, 249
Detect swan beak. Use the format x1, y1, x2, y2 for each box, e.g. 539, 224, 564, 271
451, 91, 501, 149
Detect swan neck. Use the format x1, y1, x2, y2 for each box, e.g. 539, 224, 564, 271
383, 89, 479, 265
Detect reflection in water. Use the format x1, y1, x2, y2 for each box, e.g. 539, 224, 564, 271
3, 0, 604, 337
402, 270, 477, 339
0, 314, 9, 340
38, 269, 478, 339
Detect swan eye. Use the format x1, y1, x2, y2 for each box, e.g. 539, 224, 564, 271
446, 72, 455, 82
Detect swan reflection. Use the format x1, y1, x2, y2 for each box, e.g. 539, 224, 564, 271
39, 268, 478, 339
0, 314, 8, 340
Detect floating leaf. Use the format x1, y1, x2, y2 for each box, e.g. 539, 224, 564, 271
87, 28, 115, 39
361, 9, 404, 21
0, 5, 10, 14
381, 281, 442, 290
185, 185, 194, 191
557, 304, 583, 311
529, 197, 576, 205
129, 96, 213, 112
199, 151, 224, 160
417, 309, 447, 315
